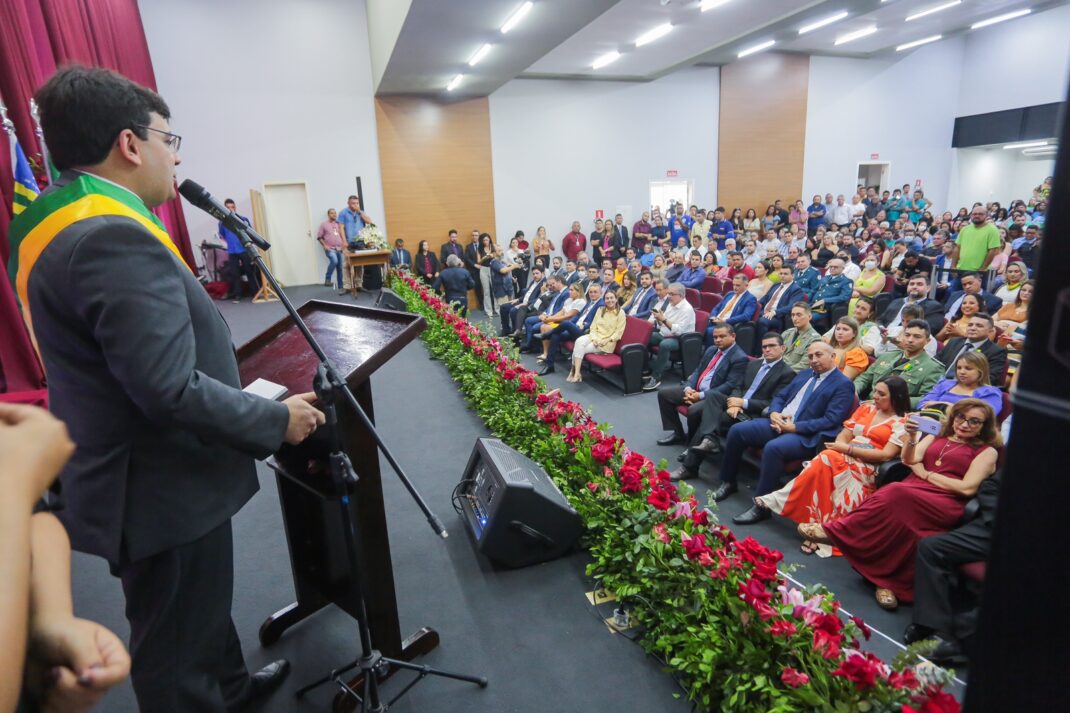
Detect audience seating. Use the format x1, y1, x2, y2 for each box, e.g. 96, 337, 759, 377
741, 394, 860, 478
685, 288, 701, 309
873, 292, 893, 317
700, 291, 720, 313
583, 316, 655, 394
734, 303, 764, 356
679, 310, 708, 377
829, 301, 850, 325
702, 276, 722, 294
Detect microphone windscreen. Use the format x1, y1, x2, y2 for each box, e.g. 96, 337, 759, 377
177, 179, 208, 207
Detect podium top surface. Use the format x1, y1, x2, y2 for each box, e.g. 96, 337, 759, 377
237, 299, 425, 394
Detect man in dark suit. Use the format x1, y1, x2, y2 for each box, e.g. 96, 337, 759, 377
758, 266, 804, 334
500, 265, 545, 337
463, 230, 483, 310
937, 313, 1008, 384
879, 273, 945, 335
389, 238, 412, 269
715, 341, 855, 524
538, 283, 604, 375
943, 272, 1002, 318
906, 473, 1001, 665
655, 322, 748, 445
673, 332, 796, 480
623, 271, 658, 318
433, 255, 477, 317
19, 67, 325, 713
792, 252, 821, 300
439, 229, 465, 265
613, 213, 630, 251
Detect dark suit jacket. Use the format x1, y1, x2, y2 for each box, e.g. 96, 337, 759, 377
759, 281, 804, 321
463, 242, 481, 271
937, 337, 1008, 383
389, 247, 413, 268
517, 278, 546, 307
685, 344, 748, 396
615, 224, 629, 250
433, 266, 476, 301
709, 290, 758, 326
624, 286, 658, 319
29, 182, 289, 565
944, 289, 1002, 315
879, 296, 946, 334
439, 241, 464, 265
769, 368, 856, 448
731, 358, 796, 417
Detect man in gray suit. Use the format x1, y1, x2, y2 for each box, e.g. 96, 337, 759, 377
20, 66, 324, 713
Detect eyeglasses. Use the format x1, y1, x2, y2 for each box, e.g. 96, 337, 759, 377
134, 124, 182, 153
952, 413, 985, 428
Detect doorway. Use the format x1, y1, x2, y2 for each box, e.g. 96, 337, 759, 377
856, 162, 891, 194
649, 180, 692, 219
262, 181, 317, 286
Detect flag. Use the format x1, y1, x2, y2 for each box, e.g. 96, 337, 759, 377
10, 134, 40, 215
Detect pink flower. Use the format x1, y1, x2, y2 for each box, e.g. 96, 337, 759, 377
653, 523, 671, 544
780, 668, 810, 688
697, 551, 714, 567
586, 482, 599, 493
778, 585, 805, 608
671, 499, 694, 520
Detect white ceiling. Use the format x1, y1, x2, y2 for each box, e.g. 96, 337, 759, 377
371, 0, 1070, 94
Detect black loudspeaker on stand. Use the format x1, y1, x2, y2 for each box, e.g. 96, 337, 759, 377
374, 287, 408, 312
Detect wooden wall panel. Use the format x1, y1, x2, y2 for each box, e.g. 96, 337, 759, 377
717, 53, 810, 219
375, 96, 496, 260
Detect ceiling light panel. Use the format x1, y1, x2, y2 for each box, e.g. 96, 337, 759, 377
834, 26, 878, 45
500, 1, 533, 34
1003, 140, 1048, 150
896, 34, 942, 50
906, 0, 961, 22
700, 0, 732, 11
972, 8, 1031, 30
636, 23, 673, 48
447, 74, 464, 91
738, 40, 775, 58
799, 11, 849, 35
468, 44, 492, 67
592, 50, 621, 69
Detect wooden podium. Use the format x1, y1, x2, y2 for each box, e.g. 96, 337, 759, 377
236, 299, 435, 707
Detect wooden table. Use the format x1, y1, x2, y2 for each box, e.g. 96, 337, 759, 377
345, 249, 390, 296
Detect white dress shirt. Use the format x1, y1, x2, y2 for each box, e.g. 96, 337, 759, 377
781, 370, 833, 419
656, 298, 696, 337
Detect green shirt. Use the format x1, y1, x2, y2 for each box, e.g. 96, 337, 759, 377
955, 222, 1001, 271
780, 326, 821, 372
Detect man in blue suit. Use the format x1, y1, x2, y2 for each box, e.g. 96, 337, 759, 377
389, 238, 412, 269
809, 258, 854, 331
655, 322, 749, 444
704, 274, 757, 346
758, 266, 804, 335
713, 341, 855, 524
792, 252, 821, 300
521, 275, 567, 350
538, 283, 605, 375
678, 251, 706, 289
623, 271, 658, 318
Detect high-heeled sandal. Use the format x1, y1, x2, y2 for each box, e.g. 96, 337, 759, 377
875, 588, 898, 610
797, 522, 832, 544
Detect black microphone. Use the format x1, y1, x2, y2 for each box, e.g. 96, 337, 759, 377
178, 179, 271, 251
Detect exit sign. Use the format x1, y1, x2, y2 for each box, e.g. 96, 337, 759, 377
666, 169, 678, 177
870, 153, 879, 160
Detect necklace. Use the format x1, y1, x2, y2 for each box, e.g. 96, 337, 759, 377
934, 438, 965, 467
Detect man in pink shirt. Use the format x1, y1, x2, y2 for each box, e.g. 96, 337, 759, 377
316, 208, 347, 293
562, 221, 586, 262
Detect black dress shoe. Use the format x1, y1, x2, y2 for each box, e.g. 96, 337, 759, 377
676, 451, 686, 463
691, 436, 720, 454
656, 432, 685, 446
537, 364, 555, 376
732, 504, 771, 525
670, 467, 698, 481
712, 482, 738, 502
929, 638, 966, 665
234, 659, 290, 711
903, 624, 936, 645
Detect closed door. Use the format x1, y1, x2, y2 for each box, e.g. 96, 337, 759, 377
262, 181, 317, 286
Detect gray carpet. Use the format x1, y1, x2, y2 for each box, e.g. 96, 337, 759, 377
68, 284, 963, 712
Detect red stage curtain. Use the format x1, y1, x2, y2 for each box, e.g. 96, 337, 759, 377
0, 0, 196, 393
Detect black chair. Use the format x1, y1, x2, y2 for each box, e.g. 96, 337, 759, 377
874, 292, 893, 317
829, 301, 850, 324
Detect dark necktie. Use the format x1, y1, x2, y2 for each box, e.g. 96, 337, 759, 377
796, 375, 819, 412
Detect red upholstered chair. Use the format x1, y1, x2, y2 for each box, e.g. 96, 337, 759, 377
997, 391, 1013, 427
700, 291, 720, 313
584, 316, 655, 394
702, 276, 722, 294
685, 288, 701, 309
959, 561, 987, 583
882, 277, 896, 293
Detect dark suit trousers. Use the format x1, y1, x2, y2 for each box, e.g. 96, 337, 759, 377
657, 385, 703, 437
547, 321, 585, 365
757, 315, 784, 335
719, 420, 813, 495
912, 521, 992, 643
499, 302, 521, 335
118, 519, 249, 713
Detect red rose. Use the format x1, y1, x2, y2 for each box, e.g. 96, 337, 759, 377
586, 482, 599, 493
690, 508, 710, 526
738, 577, 773, 606
751, 559, 779, 583
780, 667, 809, 688
591, 441, 616, 463
812, 629, 842, 659
889, 669, 920, 691
502, 368, 517, 380
832, 651, 887, 692
517, 375, 538, 394
851, 615, 872, 641
904, 688, 961, 713
535, 393, 554, 406
647, 487, 672, 511
619, 470, 643, 494
709, 556, 732, 580
681, 533, 712, 561
768, 620, 797, 637
623, 451, 648, 470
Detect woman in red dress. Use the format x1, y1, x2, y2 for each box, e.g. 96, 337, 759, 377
798, 399, 1001, 610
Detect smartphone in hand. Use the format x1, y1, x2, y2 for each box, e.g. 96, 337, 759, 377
909, 414, 942, 436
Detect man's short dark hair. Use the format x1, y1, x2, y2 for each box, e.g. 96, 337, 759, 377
971, 312, 995, 328
728, 250, 743, 258
449, 229, 458, 236
224, 198, 235, 206
905, 319, 931, 337
961, 272, 982, 283
762, 332, 785, 346
791, 301, 812, 314
35, 65, 171, 170
348, 195, 359, 201
711, 321, 735, 335
908, 273, 930, 285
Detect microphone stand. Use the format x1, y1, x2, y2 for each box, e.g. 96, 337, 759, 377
231, 227, 487, 709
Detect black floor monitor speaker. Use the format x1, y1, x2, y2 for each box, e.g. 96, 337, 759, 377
375, 287, 407, 312
456, 438, 582, 568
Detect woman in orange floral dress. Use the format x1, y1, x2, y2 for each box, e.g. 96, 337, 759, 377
755, 375, 911, 556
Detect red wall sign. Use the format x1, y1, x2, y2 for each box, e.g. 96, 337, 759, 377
869, 153, 879, 160
666, 169, 678, 177
595, 209, 604, 219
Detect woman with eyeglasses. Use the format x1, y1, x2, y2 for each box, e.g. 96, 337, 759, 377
799, 399, 1001, 610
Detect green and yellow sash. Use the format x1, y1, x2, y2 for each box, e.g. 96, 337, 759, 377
7, 173, 189, 335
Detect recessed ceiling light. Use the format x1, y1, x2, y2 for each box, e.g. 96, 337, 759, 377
447, 74, 464, 91
972, 8, 1032, 30
468, 44, 493, 67
1022, 146, 1058, 156
700, 0, 731, 11
834, 26, 878, 45
592, 51, 621, 69
636, 23, 673, 47
906, 0, 961, 22
737, 40, 775, 58
500, 1, 533, 34
799, 11, 849, 35
896, 34, 942, 51
1003, 140, 1048, 150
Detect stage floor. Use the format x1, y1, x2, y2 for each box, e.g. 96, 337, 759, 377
68, 284, 964, 711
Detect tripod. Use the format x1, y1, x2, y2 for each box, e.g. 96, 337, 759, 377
295, 366, 487, 709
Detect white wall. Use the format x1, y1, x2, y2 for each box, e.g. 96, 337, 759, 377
488, 67, 719, 256
957, 4, 1070, 117
802, 37, 965, 214
366, 0, 413, 91
946, 148, 1056, 211
139, 0, 385, 282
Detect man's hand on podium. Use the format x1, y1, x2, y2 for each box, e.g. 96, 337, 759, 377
283, 393, 326, 445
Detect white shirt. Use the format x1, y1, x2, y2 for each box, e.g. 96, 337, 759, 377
562, 297, 586, 314
850, 202, 866, 219
994, 283, 1021, 306
781, 370, 833, 419
875, 329, 938, 357
841, 261, 861, 281
655, 298, 696, 337
830, 204, 852, 226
